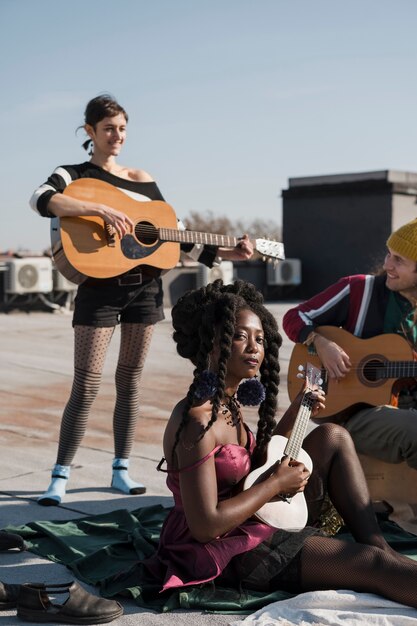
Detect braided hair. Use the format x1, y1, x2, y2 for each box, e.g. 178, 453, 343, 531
171, 279, 282, 466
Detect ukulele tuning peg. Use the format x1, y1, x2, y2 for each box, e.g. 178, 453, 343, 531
296, 373, 304, 379
298, 365, 305, 372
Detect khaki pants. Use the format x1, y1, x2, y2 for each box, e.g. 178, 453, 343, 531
344, 405, 417, 470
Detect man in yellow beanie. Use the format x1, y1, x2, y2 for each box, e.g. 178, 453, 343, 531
282, 217, 417, 470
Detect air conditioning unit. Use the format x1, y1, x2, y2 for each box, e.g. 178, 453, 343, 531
53, 267, 78, 292
197, 261, 234, 288
5, 257, 53, 294
267, 258, 302, 286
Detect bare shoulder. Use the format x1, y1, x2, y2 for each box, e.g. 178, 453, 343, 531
164, 398, 215, 462
170, 398, 213, 431
127, 168, 155, 182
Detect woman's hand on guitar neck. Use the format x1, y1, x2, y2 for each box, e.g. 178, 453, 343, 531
274, 384, 325, 437
218, 234, 254, 261
309, 388, 326, 418
314, 333, 351, 381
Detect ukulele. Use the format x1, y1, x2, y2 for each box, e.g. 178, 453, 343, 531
243, 363, 322, 531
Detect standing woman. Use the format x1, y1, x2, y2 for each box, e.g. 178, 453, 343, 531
30, 94, 253, 506
144, 279, 417, 609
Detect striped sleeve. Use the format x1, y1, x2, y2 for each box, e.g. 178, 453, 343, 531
282, 276, 367, 343
29, 166, 74, 218
177, 218, 218, 267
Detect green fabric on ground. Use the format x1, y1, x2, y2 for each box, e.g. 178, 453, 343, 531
5, 505, 417, 614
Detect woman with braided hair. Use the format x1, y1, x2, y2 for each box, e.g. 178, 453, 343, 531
144, 279, 417, 610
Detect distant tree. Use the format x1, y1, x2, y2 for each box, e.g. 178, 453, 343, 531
236, 218, 282, 241
184, 212, 282, 242
183, 211, 234, 235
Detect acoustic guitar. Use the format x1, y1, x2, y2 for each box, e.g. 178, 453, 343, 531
50, 178, 285, 284
287, 326, 417, 420
243, 364, 322, 531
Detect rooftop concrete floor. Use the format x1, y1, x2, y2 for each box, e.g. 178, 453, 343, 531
0, 303, 292, 626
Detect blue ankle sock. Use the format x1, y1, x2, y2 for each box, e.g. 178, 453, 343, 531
38, 464, 70, 506
111, 458, 146, 495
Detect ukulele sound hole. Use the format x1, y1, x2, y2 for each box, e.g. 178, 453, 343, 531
135, 221, 158, 245
359, 356, 386, 387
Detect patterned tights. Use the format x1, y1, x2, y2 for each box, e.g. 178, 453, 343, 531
56, 323, 154, 466
300, 423, 417, 608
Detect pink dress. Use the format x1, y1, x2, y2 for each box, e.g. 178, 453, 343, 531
145, 428, 275, 592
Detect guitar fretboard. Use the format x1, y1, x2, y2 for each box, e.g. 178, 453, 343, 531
159, 228, 238, 248
384, 361, 417, 378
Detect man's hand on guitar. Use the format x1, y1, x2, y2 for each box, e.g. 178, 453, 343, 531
218, 234, 254, 261
314, 334, 351, 380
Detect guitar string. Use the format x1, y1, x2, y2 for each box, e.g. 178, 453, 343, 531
284, 397, 314, 458
297, 363, 416, 374
134, 225, 235, 243
128, 225, 280, 250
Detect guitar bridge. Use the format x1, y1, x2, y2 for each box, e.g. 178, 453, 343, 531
105, 224, 116, 248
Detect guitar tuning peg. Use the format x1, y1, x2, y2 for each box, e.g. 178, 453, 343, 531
296, 373, 304, 379
298, 365, 305, 372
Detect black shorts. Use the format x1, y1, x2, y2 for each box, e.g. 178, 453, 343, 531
72, 276, 165, 327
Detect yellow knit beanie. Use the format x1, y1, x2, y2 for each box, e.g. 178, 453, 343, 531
387, 218, 417, 262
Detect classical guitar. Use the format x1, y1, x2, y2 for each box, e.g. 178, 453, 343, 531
50, 178, 285, 284
287, 326, 417, 420
243, 364, 322, 531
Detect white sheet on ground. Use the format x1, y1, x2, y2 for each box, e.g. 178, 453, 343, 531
229, 589, 417, 626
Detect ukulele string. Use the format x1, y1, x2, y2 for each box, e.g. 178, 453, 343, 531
285, 396, 314, 457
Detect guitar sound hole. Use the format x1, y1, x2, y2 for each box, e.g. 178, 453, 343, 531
135, 221, 158, 245
362, 359, 384, 382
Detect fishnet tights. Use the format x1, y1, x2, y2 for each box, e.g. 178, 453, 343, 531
301, 535, 417, 608
56, 323, 154, 466
300, 423, 417, 608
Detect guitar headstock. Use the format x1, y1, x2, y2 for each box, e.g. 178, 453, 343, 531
254, 238, 285, 261
296, 362, 322, 391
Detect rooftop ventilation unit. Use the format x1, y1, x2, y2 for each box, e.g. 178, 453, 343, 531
197, 261, 234, 288
266, 259, 302, 286
52, 267, 78, 292
5, 257, 53, 294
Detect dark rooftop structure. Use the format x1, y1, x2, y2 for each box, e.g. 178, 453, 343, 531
282, 170, 417, 298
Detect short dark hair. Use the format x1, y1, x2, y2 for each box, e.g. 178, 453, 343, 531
80, 94, 128, 152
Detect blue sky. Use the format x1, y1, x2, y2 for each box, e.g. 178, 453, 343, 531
2, 0, 417, 251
